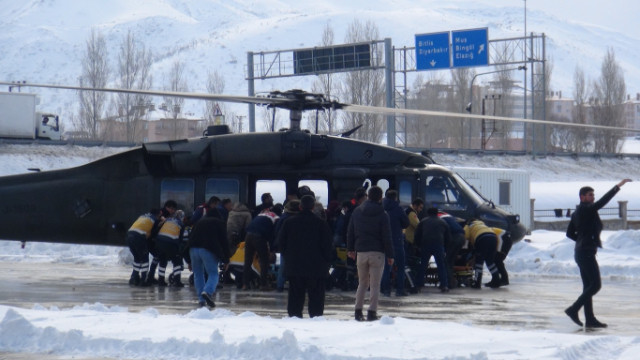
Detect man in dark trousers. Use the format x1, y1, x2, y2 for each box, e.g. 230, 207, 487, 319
242, 208, 278, 290
277, 195, 333, 318
565, 179, 631, 328
381, 189, 409, 296
463, 219, 501, 289
187, 211, 230, 308
414, 207, 451, 292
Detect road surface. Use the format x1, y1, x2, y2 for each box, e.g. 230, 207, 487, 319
1, 261, 638, 336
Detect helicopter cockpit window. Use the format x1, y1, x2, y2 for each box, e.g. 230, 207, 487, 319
160, 178, 194, 214
424, 175, 466, 210
205, 178, 239, 205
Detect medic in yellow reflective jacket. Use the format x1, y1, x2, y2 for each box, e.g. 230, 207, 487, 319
128, 213, 159, 238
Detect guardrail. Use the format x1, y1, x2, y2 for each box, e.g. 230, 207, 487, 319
531, 200, 640, 231
534, 207, 625, 218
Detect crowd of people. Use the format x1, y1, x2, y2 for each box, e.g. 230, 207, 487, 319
125, 185, 513, 320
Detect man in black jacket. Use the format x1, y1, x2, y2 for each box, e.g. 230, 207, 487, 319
565, 179, 631, 328
414, 207, 451, 292
347, 186, 394, 321
187, 211, 230, 307
277, 195, 333, 318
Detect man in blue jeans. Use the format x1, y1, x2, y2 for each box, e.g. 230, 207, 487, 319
565, 179, 631, 328
187, 211, 230, 307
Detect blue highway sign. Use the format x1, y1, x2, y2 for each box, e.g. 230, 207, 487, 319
415, 32, 450, 70
451, 28, 488, 68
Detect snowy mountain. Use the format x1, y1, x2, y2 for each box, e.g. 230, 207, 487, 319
1, 0, 640, 131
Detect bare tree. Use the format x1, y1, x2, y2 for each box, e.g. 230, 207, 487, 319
591, 48, 626, 153
490, 64, 516, 149
261, 106, 284, 132
204, 70, 225, 129
162, 59, 189, 140
562, 65, 592, 152
407, 72, 451, 148
77, 29, 109, 140
310, 22, 337, 134
450, 67, 474, 148
339, 19, 385, 143
114, 30, 153, 143
536, 60, 554, 152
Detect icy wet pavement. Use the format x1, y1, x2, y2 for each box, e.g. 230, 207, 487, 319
1, 261, 639, 336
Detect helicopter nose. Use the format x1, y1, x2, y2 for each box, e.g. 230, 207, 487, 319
510, 222, 527, 243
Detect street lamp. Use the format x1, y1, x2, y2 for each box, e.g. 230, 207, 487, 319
466, 66, 526, 113
464, 66, 525, 149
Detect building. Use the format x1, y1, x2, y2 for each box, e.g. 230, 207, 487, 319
546, 91, 574, 121
623, 93, 640, 135
99, 109, 210, 143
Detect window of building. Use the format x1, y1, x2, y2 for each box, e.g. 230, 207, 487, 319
499, 181, 511, 206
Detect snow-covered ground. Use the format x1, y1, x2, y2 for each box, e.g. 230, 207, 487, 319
1, 142, 640, 359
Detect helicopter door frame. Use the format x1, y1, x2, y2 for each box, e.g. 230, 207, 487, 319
396, 175, 416, 207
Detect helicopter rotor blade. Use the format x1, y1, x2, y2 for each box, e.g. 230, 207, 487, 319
0, 82, 292, 107
343, 103, 640, 134
5, 81, 639, 134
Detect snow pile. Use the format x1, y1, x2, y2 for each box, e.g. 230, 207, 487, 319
2, 302, 639, 360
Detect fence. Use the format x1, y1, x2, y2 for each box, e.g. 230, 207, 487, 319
531, 200, 640, 232
534, 207, 625, 219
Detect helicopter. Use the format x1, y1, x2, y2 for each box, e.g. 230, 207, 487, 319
1, 81, 637, 248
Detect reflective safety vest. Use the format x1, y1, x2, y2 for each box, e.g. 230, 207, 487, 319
463, 220, 495, 246
157, 217, 183, 240
128, 213, 157, 238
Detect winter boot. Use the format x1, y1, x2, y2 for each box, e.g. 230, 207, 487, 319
201, 292, 216, 308
138, 271, 150, 286
148, 261, 158, 283
485, 274, 502, 288
366, 310, 379, 321
585, 318, 607, 328
169, 274, 184, 288
157, 277, 167, 287
500, 273, 510, 286
128, 271, 140, 286
564, 306, 583, 327
471, 273, 482, 289
355, 309, 365, 321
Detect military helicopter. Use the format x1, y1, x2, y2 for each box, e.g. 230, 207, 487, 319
0, 81, 636, 247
